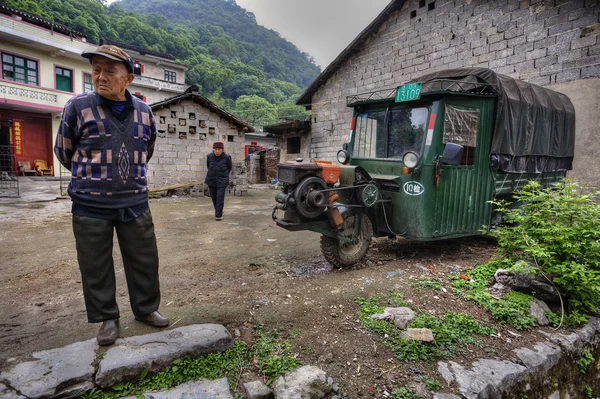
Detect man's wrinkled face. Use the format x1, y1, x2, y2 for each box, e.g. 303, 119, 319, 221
213, 148, 223, 156
91, 57, 133, 101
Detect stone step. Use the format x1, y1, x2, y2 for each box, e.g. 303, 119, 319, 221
0, 324, 233, 399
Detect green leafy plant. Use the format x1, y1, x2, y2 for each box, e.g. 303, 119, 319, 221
413, 278, 442, 290
390, 386, 423, 399
253, 325, 299, 385
415, 375, 441, 391
489, 181, 600, 314
578, 349, 595, 374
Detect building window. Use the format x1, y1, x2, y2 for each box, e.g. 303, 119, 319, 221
165, 70, 176, 82
2, 53, 38, 85
287, 137, 301, 154
133, 61, 143, 76
83, 72, 93, 93
55, 66, 73, 92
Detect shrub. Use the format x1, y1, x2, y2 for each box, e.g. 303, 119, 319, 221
489, 181, 600, 313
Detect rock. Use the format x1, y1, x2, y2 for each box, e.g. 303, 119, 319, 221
528, 299, 551, 326
271, 365, 332, 399
0, 382, 27, 399
243, 380, 274, 399
122, 378, 232, 399
437, 359, 527, 399
514, 342, 561, 374
494, 266, 566, 305
96, 324, 233, 388
386, 307, 416, 329
402, 328, 435, 343
433, 393, 462, 399
0, 339, 97, 399
489, 282, 511, 297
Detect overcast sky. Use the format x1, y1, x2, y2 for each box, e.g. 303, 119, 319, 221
235, 0, 391, 68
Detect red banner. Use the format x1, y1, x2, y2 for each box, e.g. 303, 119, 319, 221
13, 121, 23, 157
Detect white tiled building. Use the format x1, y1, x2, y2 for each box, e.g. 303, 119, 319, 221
0, 5, 187, 176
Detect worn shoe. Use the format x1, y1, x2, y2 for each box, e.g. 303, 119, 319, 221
97, 319, 119, 346
135, 311, 169, 327
215, 216, 223, 221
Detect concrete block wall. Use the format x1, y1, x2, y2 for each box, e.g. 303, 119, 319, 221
149, 101, 246, 188
309, 0, 600, 185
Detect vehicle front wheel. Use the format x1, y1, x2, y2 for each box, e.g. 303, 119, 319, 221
320, 213, 373, 268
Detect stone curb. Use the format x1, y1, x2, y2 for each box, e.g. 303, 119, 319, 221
0, 324, 232, 399
437, 317, 600, 398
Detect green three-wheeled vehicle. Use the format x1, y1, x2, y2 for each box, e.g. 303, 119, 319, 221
273, 68, 576, 267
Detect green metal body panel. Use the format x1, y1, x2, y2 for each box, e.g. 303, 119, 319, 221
348, 92, 567, 241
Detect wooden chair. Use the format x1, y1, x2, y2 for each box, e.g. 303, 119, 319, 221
18, 161, 37, 176
33, 159, 54, 176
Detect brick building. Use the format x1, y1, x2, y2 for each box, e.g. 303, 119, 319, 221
149, 86, 254, 189
297, 0, 600, 186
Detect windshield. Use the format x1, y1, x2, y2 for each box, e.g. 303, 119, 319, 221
352, 106, 429, 160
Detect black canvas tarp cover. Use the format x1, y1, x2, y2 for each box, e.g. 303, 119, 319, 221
412, 68, 575, 173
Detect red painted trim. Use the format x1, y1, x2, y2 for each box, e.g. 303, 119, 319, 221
428, 114, 436, 130
53, 63, 75, 94
0, 98, 63, 112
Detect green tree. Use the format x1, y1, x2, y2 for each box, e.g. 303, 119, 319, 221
234, 95, 277, 127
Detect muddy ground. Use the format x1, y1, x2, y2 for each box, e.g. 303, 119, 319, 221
0, 185, 551, 397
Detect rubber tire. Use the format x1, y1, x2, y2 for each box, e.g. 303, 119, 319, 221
320, 213, 373, 268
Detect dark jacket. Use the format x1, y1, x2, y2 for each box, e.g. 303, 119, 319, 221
205, 152, 232, 187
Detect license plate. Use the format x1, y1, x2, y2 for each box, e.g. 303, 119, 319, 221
395, 82, 422, 102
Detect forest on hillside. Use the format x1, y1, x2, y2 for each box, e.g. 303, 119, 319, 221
4, 0, 319, 126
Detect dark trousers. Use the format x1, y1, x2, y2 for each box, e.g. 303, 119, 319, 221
208, 185, 226, 218
72, 209, 160, 322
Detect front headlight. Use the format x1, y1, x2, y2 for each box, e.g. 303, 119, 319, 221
403, 151, 419, 168
337, 149, 351, 164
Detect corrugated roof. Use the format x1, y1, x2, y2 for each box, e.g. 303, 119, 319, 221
296, 0, 404, 107
150, 87, 255, 133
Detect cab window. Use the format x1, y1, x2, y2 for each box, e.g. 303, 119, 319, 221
443, 105, 479, 165
352, 106, 428, 160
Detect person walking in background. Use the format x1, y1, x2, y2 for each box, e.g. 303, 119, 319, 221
54, 44, 168, 346
205, 141, 232, 221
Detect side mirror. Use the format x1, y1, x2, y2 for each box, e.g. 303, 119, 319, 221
342, 142, 349, 151
441, 143, 464, 165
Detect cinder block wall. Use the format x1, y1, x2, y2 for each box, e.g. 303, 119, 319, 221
309, 0, 600, 184
149, 101, 246, 188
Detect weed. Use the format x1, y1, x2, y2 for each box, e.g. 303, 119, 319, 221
413, 278, 441, 291
583, 385, 593, 397
355, 294, 494, 361
253, 325, 299, 385
390, 386, 423, 399
546, 310, 590, 327
578, 349, 595, 374
415, 375, 441, 391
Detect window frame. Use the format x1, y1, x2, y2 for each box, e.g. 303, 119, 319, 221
164, 70, 176, 82
286, 136, 301, 154
1, 51, 39, 86
82, 72, 94, 93
55, 65, 74, 93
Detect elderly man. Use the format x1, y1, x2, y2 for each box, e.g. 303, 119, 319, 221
54, 45, 168, 346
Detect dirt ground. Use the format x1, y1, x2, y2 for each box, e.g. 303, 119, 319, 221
0, 185, 551, 397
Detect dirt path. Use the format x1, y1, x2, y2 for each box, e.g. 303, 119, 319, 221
0, 187, 544, 397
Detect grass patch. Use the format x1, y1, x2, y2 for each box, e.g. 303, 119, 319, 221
412, 278, 442, 291
355, 293, 494, 361
390, 386, 423, 398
